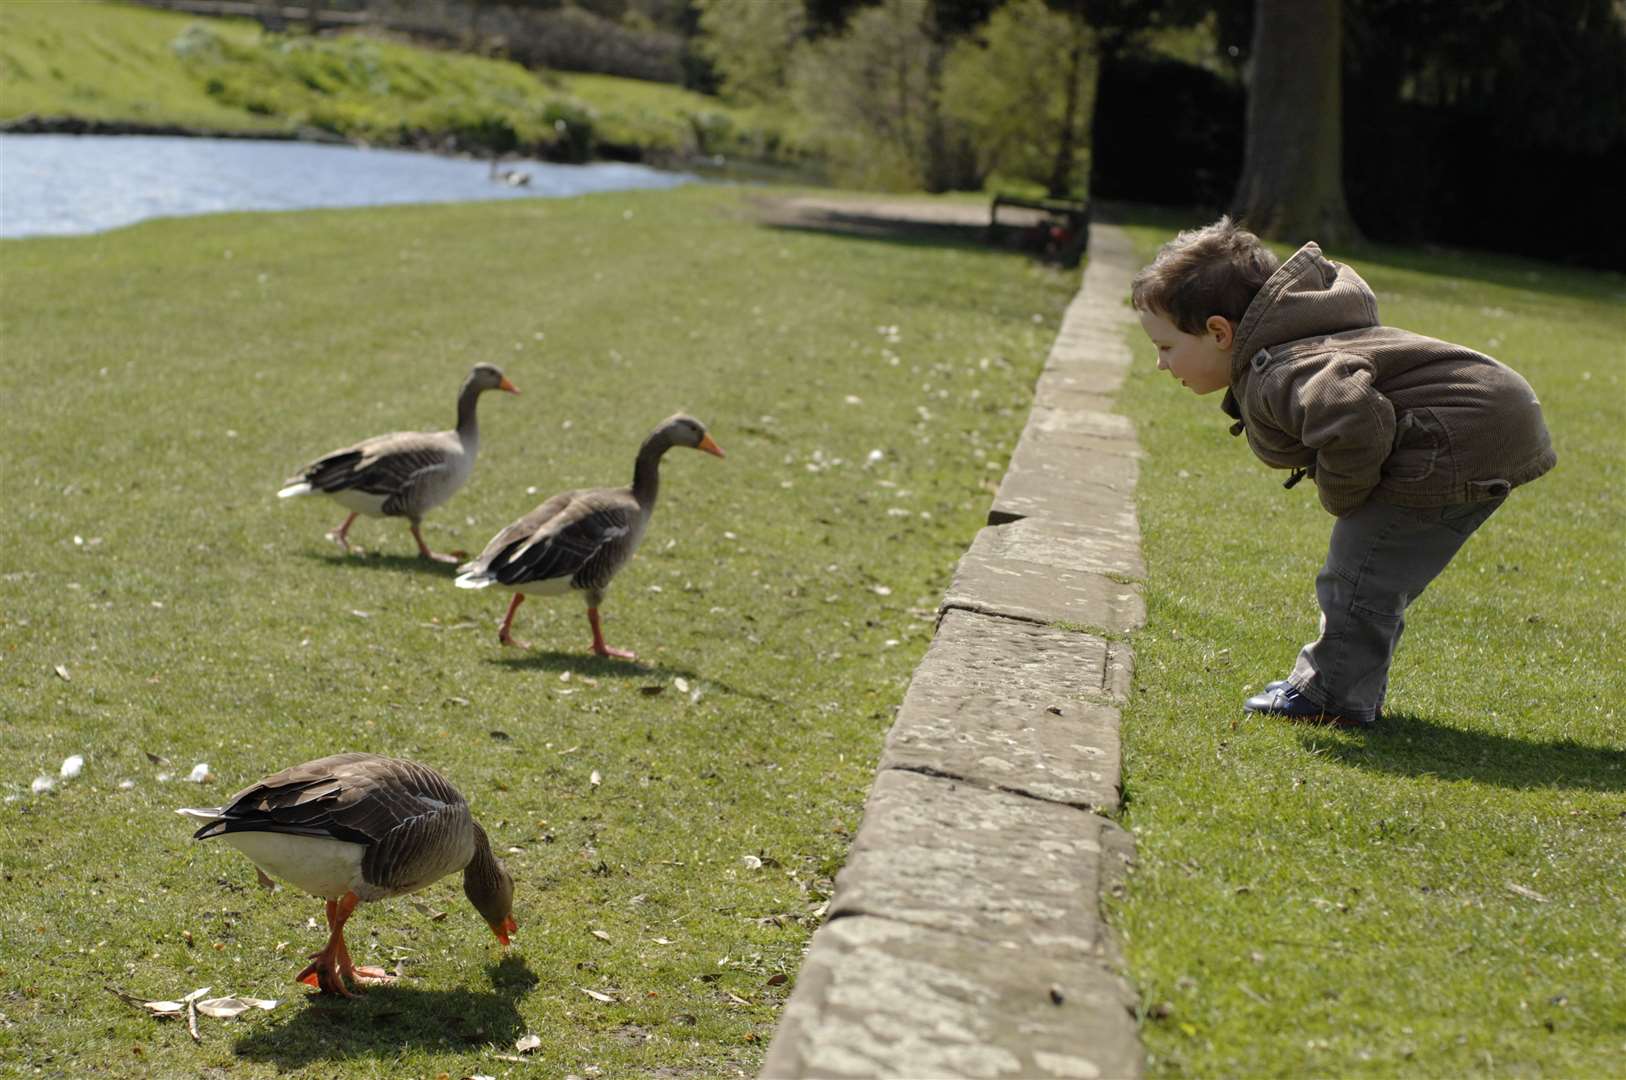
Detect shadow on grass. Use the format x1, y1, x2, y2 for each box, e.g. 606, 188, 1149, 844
232, 956, 536, 1069
301, 550, 467, 578
487, 649, 783, 705
1306, 712, 1626, 792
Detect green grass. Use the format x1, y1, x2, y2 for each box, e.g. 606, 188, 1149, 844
1111, 211, 1626, 1076
0, 1, 804, 161
0, 184, 1077, 1076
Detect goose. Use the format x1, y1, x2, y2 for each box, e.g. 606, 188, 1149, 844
278, 363, 519, 562
455, 413, 724, 659
177, 752, 515, 997
488, 158, 532, 186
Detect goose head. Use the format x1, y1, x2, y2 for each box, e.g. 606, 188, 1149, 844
467, 362, 520, 397
652, 413, 725, 458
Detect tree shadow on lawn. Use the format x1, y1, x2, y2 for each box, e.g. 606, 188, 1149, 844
1305, 712, 1626, 792
752, 194, 1055, 259
232, 955, 537, 1069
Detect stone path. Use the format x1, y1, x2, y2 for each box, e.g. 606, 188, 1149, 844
759, 223, 1146, 1079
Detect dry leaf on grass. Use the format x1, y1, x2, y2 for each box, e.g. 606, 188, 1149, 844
589, 929, 611, 942
60, 755, 84, 779
514, 1033, 542, 1054
579, 987, 617, 1004
144, 751, 171, 766
411, 900, 449, 921
589, 770, 602, 787
54, 664, 71, 681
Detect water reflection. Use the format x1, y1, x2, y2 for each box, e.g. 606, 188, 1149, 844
0, 134, 696, 238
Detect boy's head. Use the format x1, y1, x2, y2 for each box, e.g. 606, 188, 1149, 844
1131, 217, 1280, 395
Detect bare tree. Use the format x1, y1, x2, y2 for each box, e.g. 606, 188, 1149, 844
1231, 0, 1359, 244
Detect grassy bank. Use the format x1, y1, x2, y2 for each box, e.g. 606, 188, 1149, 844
0, 185, 1076, 1076
0, 1, 804, 164
1112, 213, 1626, 1076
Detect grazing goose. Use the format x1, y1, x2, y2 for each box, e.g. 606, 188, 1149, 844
278, 363, 519, 562
177, 752, 515, 997
455, 413, 724, 658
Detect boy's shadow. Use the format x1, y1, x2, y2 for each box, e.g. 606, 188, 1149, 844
232, 956, 537, 1069
1309, 712, 1626, 792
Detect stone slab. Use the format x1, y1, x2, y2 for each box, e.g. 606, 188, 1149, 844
831, 768, 1113, 952
882, 608, 1123, 809
941, 544, 1145, 634
973, 514, 1144, 581
758, 914, 1140, 1080
1025, 404, 1136, 444
991, 442, 1141, 532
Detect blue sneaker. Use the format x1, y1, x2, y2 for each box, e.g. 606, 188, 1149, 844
1243, 684, 1372, 729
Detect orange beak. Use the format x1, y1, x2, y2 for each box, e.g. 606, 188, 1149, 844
499, 376, 520, 395
492, 915, 517, 946
697, 434, 725, 459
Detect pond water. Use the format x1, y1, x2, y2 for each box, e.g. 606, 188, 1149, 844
0, 134, 697, 239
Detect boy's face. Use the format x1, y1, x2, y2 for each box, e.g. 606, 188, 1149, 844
1137, 308, 1235, 395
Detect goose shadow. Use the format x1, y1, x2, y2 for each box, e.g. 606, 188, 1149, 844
300, 549, 467, 578
232, 956, 537, 1068
1302, 712, 1626, 792
487, 650, 783, 706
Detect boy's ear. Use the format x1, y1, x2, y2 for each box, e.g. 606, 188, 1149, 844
1205, 316, 1236, 351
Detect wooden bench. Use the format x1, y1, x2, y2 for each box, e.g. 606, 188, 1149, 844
988, 194, 1091, 266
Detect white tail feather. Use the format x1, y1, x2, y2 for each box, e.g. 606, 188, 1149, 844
454, 571, 493, 590
277, 482, 313, 499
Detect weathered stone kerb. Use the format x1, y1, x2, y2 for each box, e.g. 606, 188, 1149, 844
760, 223, 1147, 1079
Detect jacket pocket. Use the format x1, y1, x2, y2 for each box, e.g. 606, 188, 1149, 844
1384, 408, 1445, 483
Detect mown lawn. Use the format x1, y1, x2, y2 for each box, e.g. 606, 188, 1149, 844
1111, 213, 1626, 1076
0, 183, 1076, 1077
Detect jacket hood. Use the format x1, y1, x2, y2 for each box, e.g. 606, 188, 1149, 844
1229, 243, 1381, 382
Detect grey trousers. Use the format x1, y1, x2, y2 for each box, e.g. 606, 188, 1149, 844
1288, 497, 1505, 724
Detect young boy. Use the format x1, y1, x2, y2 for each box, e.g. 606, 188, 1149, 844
1131, 218, 1555, 727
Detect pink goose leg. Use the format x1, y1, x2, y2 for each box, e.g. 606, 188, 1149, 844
327, 513, 361, 554
498, 594, 530, 649
297, 892, 394, 997
410, 522, 465, 564
588, 607, 635, 660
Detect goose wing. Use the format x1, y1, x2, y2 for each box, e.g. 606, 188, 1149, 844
290, 431, 457, 507
487, 490, 639, 589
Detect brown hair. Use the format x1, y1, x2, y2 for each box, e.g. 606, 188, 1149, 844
1130, 217, 1280, 334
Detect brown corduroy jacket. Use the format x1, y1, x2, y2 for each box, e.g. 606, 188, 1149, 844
1220, 243, 1556, 516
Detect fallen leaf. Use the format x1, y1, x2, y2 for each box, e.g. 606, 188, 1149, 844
579, 987, 617, 1004
187, 763, 213, 784
765, 973, 787, 987
144, 751, 171, 767
651, 937, 674, 945
589, 929, 611, 942
638, 685, 665, 696
741, 855, 763, 870
60, 754, 85, 779
514, 1033, 542, 1054
589, 770, 602, 787
31, 776, 54, 795
411, 900, 449, 921
54, 664, 71, 681
673, 677, 690, 693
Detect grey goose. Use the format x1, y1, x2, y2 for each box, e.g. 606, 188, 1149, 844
278, 363, 519, 562
455, 413, 724, 658
177, 752, 515, 996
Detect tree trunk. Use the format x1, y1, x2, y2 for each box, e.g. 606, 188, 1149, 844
1045, 21, 1087, 198
1231, 0, 1360, 245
